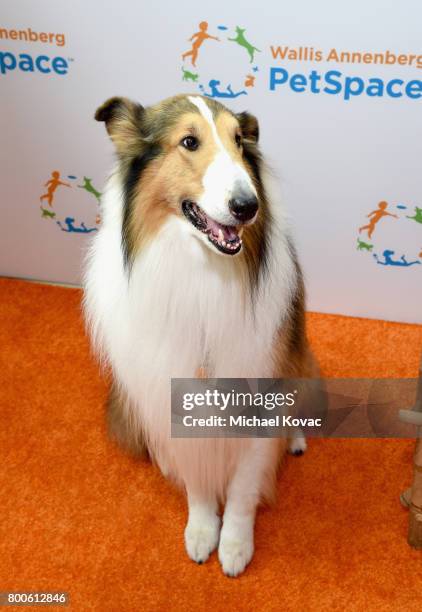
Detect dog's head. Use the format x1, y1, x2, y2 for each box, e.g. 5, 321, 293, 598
95, 94, 266, 266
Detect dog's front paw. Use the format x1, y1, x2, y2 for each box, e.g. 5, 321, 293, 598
218, 520, 254, 577
184, 512, 220, 564
288, 433, 307, 456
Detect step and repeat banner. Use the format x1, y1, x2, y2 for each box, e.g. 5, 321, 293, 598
1, 0, 421, 322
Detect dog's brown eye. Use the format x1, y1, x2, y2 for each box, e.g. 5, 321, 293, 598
181, 136, 199, 151
235, 133, 242, 148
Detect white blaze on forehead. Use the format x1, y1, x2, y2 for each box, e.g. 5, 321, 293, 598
187, 96, 256, 225
188, 95, 225, 151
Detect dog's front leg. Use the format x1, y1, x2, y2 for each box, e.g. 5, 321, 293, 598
184, 489, 220, 564
219, 439, 279, 577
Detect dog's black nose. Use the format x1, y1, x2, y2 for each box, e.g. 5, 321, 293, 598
228, 192, 258, 222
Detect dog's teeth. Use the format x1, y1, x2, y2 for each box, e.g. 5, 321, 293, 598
222, 241, 226, 247
218, 229, 224, 241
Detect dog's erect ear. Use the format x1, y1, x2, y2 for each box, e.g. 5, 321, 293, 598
95, 97, 144, 156
237, 111, 259, 144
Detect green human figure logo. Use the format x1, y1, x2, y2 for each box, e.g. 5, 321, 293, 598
78, 177, 102, 203
228, 26, 261, 63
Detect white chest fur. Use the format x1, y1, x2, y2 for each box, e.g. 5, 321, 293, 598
84, 173, 296, 479
86, 176, 295, 374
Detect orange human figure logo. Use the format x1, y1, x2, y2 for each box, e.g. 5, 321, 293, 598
39, 171, 71, 207
359, 201, 398, 239
182, 21, 219, 67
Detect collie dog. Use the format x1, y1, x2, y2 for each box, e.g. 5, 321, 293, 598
84, 94, 318, 577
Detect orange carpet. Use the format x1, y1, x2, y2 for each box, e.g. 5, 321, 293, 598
1, 277, 422, 611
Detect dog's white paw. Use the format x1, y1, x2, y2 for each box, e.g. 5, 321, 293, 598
184, 513, 220, 564
218, 520, 254, 577
289, 433, 307, 456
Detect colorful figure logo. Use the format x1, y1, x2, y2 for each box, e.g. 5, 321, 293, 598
359, 201, 398, 239
78, 177, 102, 203
182, 21, 219, 68
228, 26, 260, 63
181, 22, 261, 99
38, 171, 101, 234
373, 250, 420, 267
40, 171, 70, 207
57, 217, 98, 233
357, 200, 421, 268
407, 206, 422, 224
357, 238, 373, 252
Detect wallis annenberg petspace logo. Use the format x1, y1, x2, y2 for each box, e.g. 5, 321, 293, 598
180, 21, 422, 102
0, 26, 71, 76
171, 378, 422, 438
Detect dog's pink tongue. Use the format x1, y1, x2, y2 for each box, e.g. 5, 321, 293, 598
207, 217, 238, 241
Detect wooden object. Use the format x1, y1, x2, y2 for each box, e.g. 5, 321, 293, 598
399, 353, 422, 549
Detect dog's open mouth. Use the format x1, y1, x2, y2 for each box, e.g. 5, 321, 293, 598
182, 200, 242, 255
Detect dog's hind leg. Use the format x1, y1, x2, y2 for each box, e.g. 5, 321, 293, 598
184, 488, 220, 564
106, 383, 149, 459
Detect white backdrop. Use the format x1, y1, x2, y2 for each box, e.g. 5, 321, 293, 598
1, 0, 421, 323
